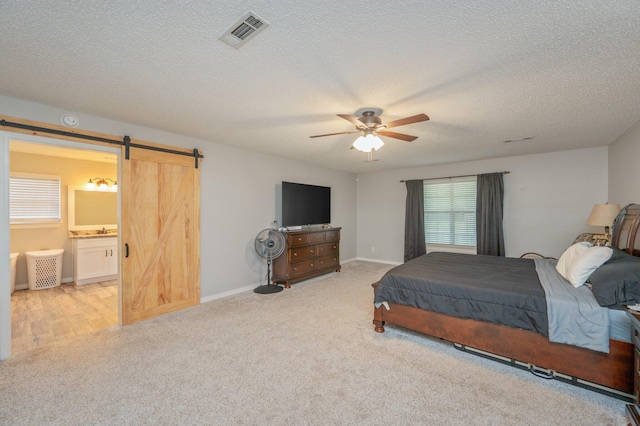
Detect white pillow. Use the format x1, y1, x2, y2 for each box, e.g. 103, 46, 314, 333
556, 242, 613, 287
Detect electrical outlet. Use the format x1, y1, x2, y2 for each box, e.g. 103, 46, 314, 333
371, 246, 375, 253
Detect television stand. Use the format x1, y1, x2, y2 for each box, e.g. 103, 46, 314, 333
272, 227, 341, 288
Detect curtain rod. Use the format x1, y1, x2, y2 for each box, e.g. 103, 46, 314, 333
399, 171, 510, 183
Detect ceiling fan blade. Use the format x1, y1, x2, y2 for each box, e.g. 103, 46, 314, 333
310, 131, 360, 138
377, 130, 418, 142
337, 114, 367, 129
382, 113, 430, 129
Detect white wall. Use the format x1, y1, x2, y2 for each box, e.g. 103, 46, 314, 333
356, 147, 609, 263
200, 142, 357, 295
608, 118, 640, 204
0, 95, 357, 298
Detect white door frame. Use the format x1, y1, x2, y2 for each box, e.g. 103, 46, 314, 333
0, 131, 121, 360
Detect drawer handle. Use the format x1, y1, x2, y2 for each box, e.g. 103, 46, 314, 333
310, 264, 314, 267
333, 245, 337, 249
298, 237, 302, 241
106, 250, 108, 257
294, 253, 297, 256
310, 250, 314, 254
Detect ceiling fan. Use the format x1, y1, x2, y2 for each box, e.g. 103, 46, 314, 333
310, 110, 430, 153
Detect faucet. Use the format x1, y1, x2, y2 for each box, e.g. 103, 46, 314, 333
101, 227, 107, 234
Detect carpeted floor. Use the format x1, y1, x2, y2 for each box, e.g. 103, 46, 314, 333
0, 261, 629, 425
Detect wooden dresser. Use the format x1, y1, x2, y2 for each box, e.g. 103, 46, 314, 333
626, 306, 640, 425
272, 227, 341, 288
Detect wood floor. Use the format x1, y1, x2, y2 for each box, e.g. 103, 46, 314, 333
11, 280, 118, 355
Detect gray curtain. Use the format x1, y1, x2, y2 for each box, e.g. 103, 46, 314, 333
476, 173, 505, 256
404, 180, 426, 262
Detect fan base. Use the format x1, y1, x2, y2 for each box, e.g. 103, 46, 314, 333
254, 284, 283, 294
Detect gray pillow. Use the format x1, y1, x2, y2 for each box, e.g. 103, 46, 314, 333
589, 248, 640, 309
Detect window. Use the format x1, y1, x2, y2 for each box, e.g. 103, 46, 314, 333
423, 177, 476, 247
10, 173, 61, 225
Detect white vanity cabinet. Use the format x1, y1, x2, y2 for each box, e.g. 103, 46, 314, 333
72, 237, 118, 285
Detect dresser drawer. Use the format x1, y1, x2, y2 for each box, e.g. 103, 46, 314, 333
290, 246, 316, 261
317, 254, 339, 269
289, 233, 309, 247
325, 230, 340, 241
317, 242, 338, 257
308, 232, 325, 244
290, 259, 316, 277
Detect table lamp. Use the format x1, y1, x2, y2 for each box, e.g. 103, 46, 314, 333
586, 203, 621, 245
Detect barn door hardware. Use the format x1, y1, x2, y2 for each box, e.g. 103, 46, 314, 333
1, 117, 204, 168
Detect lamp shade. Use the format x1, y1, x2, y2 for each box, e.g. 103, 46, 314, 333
371, 135, 384, 151
586, 203, 621, 227
352, 135, 370, 152
353, 134, 384, 152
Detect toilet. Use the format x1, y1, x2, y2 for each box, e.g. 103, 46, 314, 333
10, 252, 18, 294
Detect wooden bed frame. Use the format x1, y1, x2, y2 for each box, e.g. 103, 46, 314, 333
373, 203, 640, 396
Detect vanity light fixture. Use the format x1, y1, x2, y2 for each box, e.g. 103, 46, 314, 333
86, 177, 117, 192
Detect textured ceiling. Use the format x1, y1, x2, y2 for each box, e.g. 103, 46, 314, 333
1, 1, 639, 173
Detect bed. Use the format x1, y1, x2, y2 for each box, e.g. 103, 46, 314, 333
372, 203, 640, 397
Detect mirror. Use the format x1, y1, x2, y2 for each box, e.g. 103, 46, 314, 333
68, 186, 118, 231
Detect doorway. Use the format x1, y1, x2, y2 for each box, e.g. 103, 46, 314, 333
1, 119, 201, 360
3, 133, 121, 356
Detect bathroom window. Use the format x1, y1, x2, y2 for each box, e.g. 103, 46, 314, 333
9, 172, 61, 225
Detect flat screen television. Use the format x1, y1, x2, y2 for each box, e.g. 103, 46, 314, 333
281, 181, 331, 227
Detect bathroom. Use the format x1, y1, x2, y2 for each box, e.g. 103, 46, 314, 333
9, 139, 119, 354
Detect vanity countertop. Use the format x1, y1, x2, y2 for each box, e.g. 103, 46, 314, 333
68, 230, 118, 239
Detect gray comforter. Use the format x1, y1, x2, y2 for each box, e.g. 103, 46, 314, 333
534, 258, 609, 353
374, 252, 611, 352
374, 252, 548, 335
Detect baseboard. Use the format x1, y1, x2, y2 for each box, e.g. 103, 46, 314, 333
355, 257, 402, 266
14, 276, 74, 291
198, 258, 396, 304
200, 282, 259, 304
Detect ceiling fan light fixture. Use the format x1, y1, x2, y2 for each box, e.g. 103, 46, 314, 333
353, 133, 384, 153
311, 110, 428, 153
370, 135, 384, 151
352, 135, 369, 152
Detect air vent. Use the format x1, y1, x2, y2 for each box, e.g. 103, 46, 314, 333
220, 12, 269, 49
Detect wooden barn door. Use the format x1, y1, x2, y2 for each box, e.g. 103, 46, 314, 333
121, 147, 200, 325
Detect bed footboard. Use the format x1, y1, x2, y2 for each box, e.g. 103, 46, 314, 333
371, 281, 634, 394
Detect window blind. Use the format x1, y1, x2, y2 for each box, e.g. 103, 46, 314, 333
424, 177, 476, 246
10, 173, 61, 224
